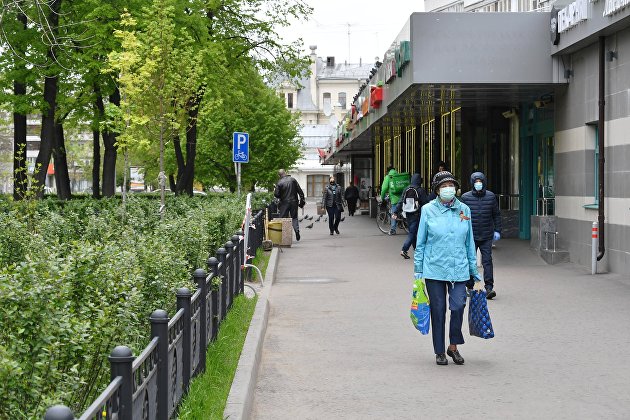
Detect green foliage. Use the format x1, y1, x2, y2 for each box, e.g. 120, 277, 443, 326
0, 193, 270, 418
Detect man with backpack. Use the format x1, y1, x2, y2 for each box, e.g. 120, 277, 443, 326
393, 173, 429, 259
380, 166, 407, 235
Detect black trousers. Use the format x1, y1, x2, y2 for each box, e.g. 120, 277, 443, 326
465, 239, 494, 290
326, 206, 341, 232
278, 200, 299, 233
347, 199, 357, 215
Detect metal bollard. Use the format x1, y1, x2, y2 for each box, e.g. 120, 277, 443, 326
592, 222, 598, 275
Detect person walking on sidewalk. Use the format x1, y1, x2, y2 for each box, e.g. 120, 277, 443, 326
274, 169, 306, 241
392, 173, 429, 259
344, 182, 360, 216
460, 171, 502, 299
380, 166, 403, 235
322, 176, 344, 235
414, 171, 481, 366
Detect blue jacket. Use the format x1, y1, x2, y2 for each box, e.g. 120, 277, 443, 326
414, 198, 479, 282
459, 172, 502, 241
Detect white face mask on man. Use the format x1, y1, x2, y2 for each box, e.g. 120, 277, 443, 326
474, 182, 483, 191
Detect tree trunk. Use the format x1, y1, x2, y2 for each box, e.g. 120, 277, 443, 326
92, 129, 101, 198
91, 87, 103, 199
168, 174, 176, 191
173, 134, 185, 194
53, 122, 72, 200
33, 73, 58, 198
101, 88, 120, 197
174, 94, 202, 196
13, 80, 27, 200
32, 0, 62, 198
12, 11, 27, 201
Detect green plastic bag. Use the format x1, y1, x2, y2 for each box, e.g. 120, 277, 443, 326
410, 278, 430, 335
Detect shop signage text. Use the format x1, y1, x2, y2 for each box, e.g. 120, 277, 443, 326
603, 0, 630, 16
558, 0, 588, 33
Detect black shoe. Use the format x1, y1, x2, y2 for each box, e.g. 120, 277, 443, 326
335, 228, 340, 234
436, 354, 448, 366
486, 289, 496, 300
400, 250, 410, 259
330, 232, 334, 235
447, 349, 465, 365
295, 231, 300, 241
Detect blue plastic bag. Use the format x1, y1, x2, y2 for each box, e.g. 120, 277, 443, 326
410, 278, 430, 335
468, 289, 495, 339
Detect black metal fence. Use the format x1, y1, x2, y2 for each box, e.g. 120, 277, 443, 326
44, 209, 266, 420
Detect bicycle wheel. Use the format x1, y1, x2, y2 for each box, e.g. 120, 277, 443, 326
376, 208, 391, 234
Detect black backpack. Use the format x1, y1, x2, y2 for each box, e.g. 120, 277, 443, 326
401, 187, 427, 216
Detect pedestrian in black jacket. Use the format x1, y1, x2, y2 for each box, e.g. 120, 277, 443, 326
274, 169, 305, 241
393, 173, 429, 259
322, 177, 344, 235
460, 172, 502, 299
344, 182, 359, 216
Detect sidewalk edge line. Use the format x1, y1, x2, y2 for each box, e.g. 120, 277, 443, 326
223, 246, 279, 420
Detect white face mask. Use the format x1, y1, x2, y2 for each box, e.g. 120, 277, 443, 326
439, 186, 456, 201
474, 182, 483, 191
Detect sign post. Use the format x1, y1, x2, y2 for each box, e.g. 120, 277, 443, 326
232, 132, 249, 196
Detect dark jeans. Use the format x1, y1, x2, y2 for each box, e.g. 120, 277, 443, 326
326, 206, 341, 232
466, 239, 494, 290
347, 199, 357, 215
425, 279, 467, 355
278, 200, 299, 233
402, 215, 419, 252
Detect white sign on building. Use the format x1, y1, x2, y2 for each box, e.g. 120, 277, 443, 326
558, 0, 589, 33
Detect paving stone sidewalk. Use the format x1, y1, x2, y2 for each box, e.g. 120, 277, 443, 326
252, 202, 630, 420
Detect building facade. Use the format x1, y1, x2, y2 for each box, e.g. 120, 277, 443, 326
325, 7, 630, 276
277, 46, 372, 197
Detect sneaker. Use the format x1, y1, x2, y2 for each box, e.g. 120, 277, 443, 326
486, 289, 496, 300
295, 231, 300, 241
400, 250, 410, 259
447, 349, 465, 365
335, 228, 340, 234
330, 232, 334, 235
389, 230, 397, 235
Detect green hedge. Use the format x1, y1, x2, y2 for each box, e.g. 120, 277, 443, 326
0, 193, 270, 419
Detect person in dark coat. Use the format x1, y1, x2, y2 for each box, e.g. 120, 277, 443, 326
393, 173, 429, 259
460, 172, 502, 299
322, 176, 344, 235
344, 182, 360, 216
274, 169, 306, 241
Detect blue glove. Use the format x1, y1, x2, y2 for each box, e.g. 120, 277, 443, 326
414, 273, 422, 280
493, 231, 501, 241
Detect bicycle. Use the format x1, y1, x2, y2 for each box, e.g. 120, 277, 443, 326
376, 196, 409, 234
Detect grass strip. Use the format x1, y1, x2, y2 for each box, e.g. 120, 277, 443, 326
178, 249, 271, 419
177, 294, 257, 419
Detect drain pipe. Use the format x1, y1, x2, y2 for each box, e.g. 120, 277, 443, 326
597, 36, 606, 261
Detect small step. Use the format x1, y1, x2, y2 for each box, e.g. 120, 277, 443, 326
540, 249, 570, 265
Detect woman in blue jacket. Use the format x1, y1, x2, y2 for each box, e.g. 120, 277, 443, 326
414, 171, 481, 366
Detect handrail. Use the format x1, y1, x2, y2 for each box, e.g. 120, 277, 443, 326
78, 376, 123, 420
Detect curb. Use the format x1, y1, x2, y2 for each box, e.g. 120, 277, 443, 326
223, 247, 279, 420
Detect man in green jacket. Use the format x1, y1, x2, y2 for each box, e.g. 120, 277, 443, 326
381, 166, 403, 235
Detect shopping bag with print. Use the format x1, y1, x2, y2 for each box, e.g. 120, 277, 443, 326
468, 289, 495, 339
410, 278, 430, 335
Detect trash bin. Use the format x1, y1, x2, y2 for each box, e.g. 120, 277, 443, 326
267, 218, 293, 247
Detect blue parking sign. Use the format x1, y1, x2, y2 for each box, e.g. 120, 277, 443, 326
233, 132, 249, 163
